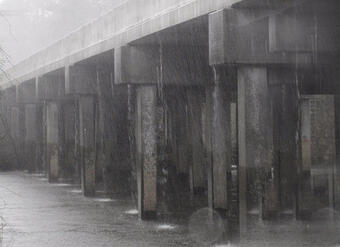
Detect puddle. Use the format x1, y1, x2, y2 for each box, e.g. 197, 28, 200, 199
93, 198, 115, 202
156, 224, 176, 231
51, 183, 73, 187
69, 189, 82, 194
125, 209, 138, 215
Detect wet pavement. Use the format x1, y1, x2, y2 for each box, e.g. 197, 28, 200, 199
1, 172, 340, 247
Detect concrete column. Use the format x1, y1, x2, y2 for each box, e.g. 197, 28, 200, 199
187, 89, 206, 194
268, 69, 299, 215
46, 101, 60, 182
136, 85, 158, 219
10, 105, 25, 169
300, 95, 336, 218
24, 104, 43, 172
127, 84, 137, 201
62, 100, 77, 179
79, 95, 96, 197
335, 95, 340, 210
211, 66, 233, 213
204, 86, 214, 211
238, 66, 274, 234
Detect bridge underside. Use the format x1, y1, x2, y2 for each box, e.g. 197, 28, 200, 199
0, 0, 340, 241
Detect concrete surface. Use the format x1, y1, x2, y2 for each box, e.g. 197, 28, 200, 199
1, 172, 340, 247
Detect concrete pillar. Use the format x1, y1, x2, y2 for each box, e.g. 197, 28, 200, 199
175, 93, 189, 176
300, 95, 336, 218
128, 85, 137, 201
9, 105, 25, 169
24, 104, 43, 172
61, 100, 77, 179
187, 89, 206, 194
136, 85, 158, 219
268, 69, 299, 215
115, 45, 160, 218
212, 67, 232, 212
79, 95, 96, 197
335, 95, 340, 210
204, 86, 214, 211
238, 66, 274, 234
46, 101, 60, 182
207, 66, 233, 213
67, 64, 98, 192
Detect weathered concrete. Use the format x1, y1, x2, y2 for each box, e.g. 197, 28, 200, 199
300, 95, 336, 218
237, 66, 274, 234
1, 0, 246, 86
136, 85, 158, 219
46, 101, 60, 182
335, 94, 340, 210
268, 68, 299, 214
0, 0, 339, 242
186, 89, 206, 193
79, 96, 96, 197
61, 100, 78, 179
24, 103, 43, 172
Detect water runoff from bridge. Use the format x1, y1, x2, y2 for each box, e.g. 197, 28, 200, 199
0, 0, 340, 246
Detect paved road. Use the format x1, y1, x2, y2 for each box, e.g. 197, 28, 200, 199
1, 172, 340, 247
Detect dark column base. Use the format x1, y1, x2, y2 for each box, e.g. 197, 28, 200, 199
141, 211, 157, 220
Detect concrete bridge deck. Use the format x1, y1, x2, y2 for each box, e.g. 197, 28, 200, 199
1, 0, 241, 86
0, 0, 339, 244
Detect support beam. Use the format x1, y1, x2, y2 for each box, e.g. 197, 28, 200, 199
136, 85, 158, 219
268, 69, 298, 216
61, 100, 77, 179
9, 105, 25, 169
207, 66, 233, 213
46, 101, 60, 182
116, 45, 160, 218
79, 95, 96, 197
24, 103, 43, 172
187, 89, 206, 194
335, 95, 340, 210
300, 95, 336, 219
208, 9, 312, 66
238, 66, 274, 235
67, 64, 98, 194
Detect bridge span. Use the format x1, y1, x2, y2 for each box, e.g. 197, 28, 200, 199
0, 0, 340, 243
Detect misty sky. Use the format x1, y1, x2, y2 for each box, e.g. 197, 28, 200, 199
0, 0, 122, 66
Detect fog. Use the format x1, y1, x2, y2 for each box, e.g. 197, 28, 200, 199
0, 0, 122, 66
0, 0, 339, 246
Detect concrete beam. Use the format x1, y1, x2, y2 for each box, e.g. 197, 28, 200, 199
79, 96, 96, 197
209, 8, 314, 65
1, 0, 238, 86
115, 46, 159, 85
46, 101, 61, 182
210, 66, 234, 212
66, 65, 97, 95
16, 79, 37, 104
238, 66, 275, 235
24, 103, 44, 172
37, 71, 65, 101
136, 85, 158, 219
9, 105, 25, 169
268, 68, 299, 216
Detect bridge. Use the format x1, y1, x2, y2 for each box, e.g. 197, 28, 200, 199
0, 0, 340, 242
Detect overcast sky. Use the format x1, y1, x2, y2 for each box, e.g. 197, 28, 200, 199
0, 0, 122, 66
